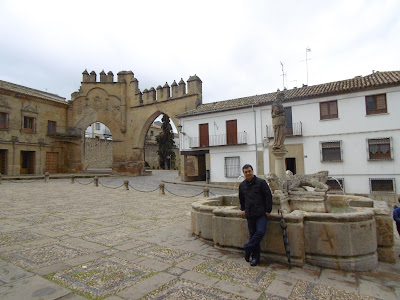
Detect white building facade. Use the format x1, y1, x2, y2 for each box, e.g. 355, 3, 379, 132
177, 71, 400, 202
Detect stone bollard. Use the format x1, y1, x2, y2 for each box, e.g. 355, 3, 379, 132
159, 183, 165, 195
203, 187, 209, 198
124, 180, 129, 190
44, 172, 50, 183
70, 174, 75, 184
94, 176, 99, 187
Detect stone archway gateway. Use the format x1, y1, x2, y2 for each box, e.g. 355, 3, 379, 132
67, 70, 202, 175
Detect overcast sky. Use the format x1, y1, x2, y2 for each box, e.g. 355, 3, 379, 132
1, 0, 399, 104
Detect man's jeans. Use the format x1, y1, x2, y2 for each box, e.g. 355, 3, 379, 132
244, 215, 267, 262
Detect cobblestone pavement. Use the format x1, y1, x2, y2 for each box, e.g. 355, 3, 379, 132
0, 170, 399, 299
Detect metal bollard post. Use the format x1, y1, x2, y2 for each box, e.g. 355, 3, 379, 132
203, 187, 209, 198
44, 172, 50, 183
94, 176, 99, 187
159, 183, 165, 195
124, 180, 129, 190
70, 174, 75, 184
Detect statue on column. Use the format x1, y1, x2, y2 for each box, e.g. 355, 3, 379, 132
271, 91, 286, 151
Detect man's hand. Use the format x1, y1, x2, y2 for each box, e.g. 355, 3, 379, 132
266, 212, 270, 217
241, 211, 246, 218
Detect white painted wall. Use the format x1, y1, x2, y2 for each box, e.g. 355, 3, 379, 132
179, 86, 400, 195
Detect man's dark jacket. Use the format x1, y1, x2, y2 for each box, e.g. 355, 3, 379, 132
239, 175, 273, 218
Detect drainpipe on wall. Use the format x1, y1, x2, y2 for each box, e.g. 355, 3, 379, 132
252, 105, 258, 175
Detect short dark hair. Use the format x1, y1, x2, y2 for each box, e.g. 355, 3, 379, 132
398, 197, 400, 203
242, 164, 253, 171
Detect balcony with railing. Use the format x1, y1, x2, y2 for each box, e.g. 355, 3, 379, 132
47, 126, 82, 139
189, 132, 247, 148
265, 122, 302, 139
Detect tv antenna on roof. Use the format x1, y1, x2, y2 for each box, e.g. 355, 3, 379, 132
304, 47, 311, 85
280, 61, 286, 89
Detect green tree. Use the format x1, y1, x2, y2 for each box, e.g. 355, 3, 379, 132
156, 114, 175, 170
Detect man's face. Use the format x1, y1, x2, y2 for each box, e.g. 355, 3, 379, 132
243, 167, 254, 181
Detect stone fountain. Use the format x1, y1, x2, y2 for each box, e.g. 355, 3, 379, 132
190, 92, 395, 271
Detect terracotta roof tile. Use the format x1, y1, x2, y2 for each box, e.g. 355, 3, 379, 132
0, 80, 66, 103
178, 71, 400, 117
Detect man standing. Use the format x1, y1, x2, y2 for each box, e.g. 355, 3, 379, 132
394, 197, 400, 258
239, 164, 273, 266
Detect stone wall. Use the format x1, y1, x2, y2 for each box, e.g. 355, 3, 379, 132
144, 142, 178, 169
84, 138, 113, 169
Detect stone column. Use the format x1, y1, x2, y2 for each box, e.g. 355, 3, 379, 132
272, 149, 287, 183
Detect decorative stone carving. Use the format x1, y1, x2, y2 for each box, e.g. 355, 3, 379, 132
289, 171, 329, 192
271, 92, 286, 151
0, 95, 10, 108
265, 172, 286, 193
21, 100, 38, 113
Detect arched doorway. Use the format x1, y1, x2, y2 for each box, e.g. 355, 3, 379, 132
144, 113, 178, 170
83, 122, 113, 171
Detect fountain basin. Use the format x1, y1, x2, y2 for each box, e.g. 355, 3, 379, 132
191, 194, 395, 271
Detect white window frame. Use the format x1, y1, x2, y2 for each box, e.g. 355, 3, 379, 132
224, 156, 240, 178
369, 178, 396, 194
366, 137, 393, 160
320, 140, 342, 162
327, 177, 345, 193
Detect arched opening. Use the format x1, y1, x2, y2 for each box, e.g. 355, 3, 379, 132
83, 122, 113, 171
144, 113, 178, 170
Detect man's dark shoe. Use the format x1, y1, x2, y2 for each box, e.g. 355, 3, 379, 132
250, 258, 258, 266
244, 249, 251, 262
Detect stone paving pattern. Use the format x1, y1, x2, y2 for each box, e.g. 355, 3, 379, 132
0, 170, 399, 299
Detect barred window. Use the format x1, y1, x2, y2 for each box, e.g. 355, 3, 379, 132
368, 138, 392, 160
0, 112, 8, 129
370, 178, 395, 193
23, 116, 35, 132
224, 156, 240, 178
321, 141, 342, 162
47, 121, 57, 134
366, 94, 387, 115
327, 178, 344, 192
320, 100, 338, 120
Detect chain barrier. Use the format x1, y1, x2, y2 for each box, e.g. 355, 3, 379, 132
128, 183, 159, 193
3, 175, 236, 198
98, 180, 125, 189
164, 185, 204, 198
6, 178, 42, 184
75, 179, 95, 185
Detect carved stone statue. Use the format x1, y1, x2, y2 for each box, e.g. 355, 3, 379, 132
271, 91, 286, 150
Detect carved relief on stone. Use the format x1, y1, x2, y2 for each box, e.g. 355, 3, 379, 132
21, 100, 38, 114
93, 96, 101, 109
0, 95, 10, 108
112, 105, 120, 116
77, 104, 83, 115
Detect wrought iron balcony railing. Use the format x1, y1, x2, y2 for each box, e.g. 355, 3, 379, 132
189, 132, 247, 148
265, 122, 302, 139
47, 126, 82, 138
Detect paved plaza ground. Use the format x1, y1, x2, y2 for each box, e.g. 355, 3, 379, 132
0, 170, 399, 299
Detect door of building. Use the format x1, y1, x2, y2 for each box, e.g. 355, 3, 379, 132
0, 149, 7, 175
46, 152, 59, 174
285, 157, 296, 174
21, 151, 35, 174
226, 120, 237, 145
199, 123, 209, 147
